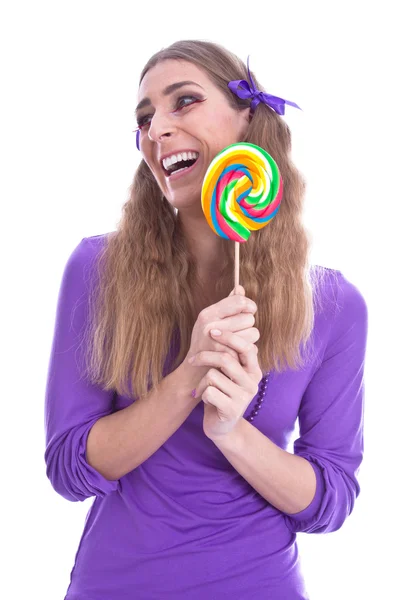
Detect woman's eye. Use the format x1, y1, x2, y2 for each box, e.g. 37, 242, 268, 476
175, 95, 200, 110
136, 96, 203, 130
137, 116, 151, 130
137, 117, 148, 129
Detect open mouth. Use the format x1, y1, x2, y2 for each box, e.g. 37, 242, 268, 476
161, 151, 199, 178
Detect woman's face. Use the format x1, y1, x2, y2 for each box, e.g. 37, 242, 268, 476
136, 59, 250, 210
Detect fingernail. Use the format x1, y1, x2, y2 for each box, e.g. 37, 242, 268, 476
210, 329, 222, 336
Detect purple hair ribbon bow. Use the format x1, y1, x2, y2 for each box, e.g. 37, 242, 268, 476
228, 56, 301, 116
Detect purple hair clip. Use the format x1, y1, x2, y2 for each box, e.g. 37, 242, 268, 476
228, 56, 301, 116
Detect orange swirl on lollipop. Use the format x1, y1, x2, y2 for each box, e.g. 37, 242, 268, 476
201, 142, 283, 243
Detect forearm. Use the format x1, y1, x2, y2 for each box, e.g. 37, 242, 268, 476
86, 363, 198, 480
212, 418, 317, 515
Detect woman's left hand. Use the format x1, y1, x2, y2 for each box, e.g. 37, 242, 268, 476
189, 329, 263, 441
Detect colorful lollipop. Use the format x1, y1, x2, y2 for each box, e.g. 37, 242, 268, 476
201, 142, 283, 287
201, 142, 282, 243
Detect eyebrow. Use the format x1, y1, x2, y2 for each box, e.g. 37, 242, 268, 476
135, 80, 204, 114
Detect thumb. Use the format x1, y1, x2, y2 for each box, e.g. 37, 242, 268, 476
229, 285, 245, 296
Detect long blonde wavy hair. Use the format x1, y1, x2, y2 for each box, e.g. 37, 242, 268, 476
82, 39, 324, 401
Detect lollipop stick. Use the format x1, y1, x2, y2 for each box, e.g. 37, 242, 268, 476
234, 241, 240, 290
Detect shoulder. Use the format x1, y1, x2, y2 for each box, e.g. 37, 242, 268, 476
333, 270, 368, 350
60, 233, 112, 295
310, 264, 368, 353
310, 265, 367, 317
335, 271, 368, 322
65, 232, 111, 270
69, 233, 110, 262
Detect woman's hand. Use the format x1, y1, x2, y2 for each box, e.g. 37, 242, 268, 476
184, 286, 259, 399
189, 315, 263, 441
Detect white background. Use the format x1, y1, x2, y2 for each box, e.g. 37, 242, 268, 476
1, 1, 398, 598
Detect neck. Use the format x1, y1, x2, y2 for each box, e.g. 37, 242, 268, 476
177, 210, 223, 277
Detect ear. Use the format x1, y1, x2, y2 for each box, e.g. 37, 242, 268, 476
239, 107, 252, 139
243, 106, 252, 123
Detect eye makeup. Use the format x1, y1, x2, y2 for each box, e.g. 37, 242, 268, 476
135, 93, 206, 130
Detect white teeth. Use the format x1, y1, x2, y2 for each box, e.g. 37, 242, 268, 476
162, 151, 199, 171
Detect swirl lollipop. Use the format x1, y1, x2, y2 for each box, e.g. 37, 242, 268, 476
201, 142, 283, 288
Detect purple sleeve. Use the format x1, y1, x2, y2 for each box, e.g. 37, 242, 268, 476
283, 271, 368, 534
44, 237, 120, 502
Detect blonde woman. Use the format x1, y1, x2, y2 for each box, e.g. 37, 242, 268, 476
44, 40, 368, 599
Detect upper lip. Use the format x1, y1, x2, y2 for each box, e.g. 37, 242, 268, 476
159, 149, 200, 166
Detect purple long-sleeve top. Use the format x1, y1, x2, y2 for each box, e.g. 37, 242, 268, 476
44, 234, 368, 599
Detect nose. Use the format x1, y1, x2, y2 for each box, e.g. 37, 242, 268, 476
147, 111, 176, 143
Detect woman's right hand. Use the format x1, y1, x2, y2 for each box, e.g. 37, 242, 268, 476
183, 286, 260, 387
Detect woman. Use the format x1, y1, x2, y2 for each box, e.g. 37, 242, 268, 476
44, 40, 368, 599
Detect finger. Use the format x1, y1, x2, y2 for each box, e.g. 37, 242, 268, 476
210, 328, 260, 360
191, 350, 250, 385
194, 351, 259, 400
229, 285, 245, 297
210, 329, 253, 361
212, 344, 240, 361
196, 367, 237, 401
204, 293, 256, 322
208, 312, 255, 337
238, 327, 260, 344
214, 326, 260, 346
210, 330, 261, 375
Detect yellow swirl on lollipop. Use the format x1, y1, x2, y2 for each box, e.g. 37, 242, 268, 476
201, 142, 283, 243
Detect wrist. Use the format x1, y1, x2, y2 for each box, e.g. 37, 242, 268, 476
176, 360, 202, 405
